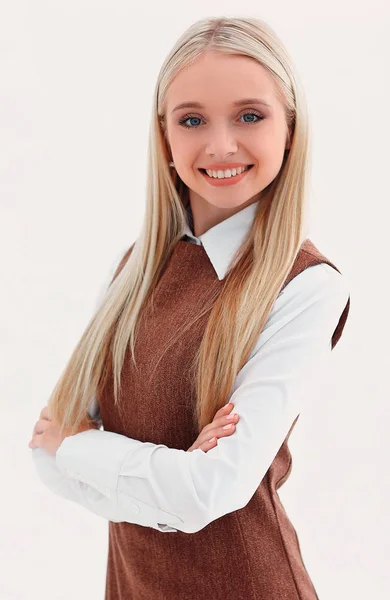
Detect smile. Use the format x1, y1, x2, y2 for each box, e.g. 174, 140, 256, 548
198, 164, 254, 187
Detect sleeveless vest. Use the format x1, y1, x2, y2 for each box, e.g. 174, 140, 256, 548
99, 237, 350, 599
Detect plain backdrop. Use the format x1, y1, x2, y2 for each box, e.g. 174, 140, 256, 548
1, 1, 389, 598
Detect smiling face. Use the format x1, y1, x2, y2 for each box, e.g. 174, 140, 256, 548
164, 50, 291, 236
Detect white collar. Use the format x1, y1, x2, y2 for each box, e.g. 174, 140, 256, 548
182, 201, 259, 280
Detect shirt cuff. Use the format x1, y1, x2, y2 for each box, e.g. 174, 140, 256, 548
55, 429, 142, 498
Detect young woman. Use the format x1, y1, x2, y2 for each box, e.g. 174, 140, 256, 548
29, 16, 350, 599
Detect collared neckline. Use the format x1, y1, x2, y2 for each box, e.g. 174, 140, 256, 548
181, 200, 259, 280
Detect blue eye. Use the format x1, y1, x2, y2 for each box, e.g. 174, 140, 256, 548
178, 110, 265, 129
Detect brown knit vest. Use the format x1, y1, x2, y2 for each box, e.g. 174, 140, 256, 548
99, 238, 350, 600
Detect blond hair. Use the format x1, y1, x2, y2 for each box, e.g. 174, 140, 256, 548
48, 16, 310, 437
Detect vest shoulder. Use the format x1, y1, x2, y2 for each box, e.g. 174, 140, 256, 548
284, 238, 346, 287
285, 240, 351, 349
283, 261, 349, 300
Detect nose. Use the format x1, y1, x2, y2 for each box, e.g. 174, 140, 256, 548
205, 126, 239, 159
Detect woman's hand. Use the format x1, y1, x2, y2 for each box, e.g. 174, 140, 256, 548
187, 402, 239, 453
28, 405, 99, 457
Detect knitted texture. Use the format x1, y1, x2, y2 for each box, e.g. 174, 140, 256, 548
100, 238, 349, 599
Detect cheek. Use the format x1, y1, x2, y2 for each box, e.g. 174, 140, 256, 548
254, 133, 286, 166
168, 127, 193, 153
177, 140, 198, 165
253, 149, 286, 185
170, 148, 196, 173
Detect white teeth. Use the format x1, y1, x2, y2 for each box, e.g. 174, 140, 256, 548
205, 165, 249, 178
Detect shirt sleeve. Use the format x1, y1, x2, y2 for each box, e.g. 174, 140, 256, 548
31, 447, 125, 522
53, 262, 350, 534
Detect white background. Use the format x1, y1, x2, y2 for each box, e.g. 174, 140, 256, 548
1, 1, 389, 598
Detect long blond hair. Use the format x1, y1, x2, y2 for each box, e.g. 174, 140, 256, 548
48, 16, 310, 437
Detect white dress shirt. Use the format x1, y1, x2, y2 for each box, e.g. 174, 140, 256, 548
31, 201, 350, 534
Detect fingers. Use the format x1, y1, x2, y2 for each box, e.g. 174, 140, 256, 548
197, 421, 236, 452
195, 436, 218, 452
31, 418, 51, 438
40, 406, 52, 421
195, 403, 234, 440
213, 402, 233, 420
29, 418, 52, 449
204, 406, 239, 436
28, 408, 51, 449
196, 411, 240, 451
187, 403, 239, 453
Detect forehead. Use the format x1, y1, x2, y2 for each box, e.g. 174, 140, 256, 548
165, 52, 278, 111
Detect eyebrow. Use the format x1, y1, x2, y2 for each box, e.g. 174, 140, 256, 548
171, 98, 272, 114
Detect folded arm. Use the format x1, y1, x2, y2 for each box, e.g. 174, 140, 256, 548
31, 262, 349, 533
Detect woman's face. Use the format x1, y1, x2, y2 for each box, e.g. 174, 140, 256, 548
164, 50, 291, 216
